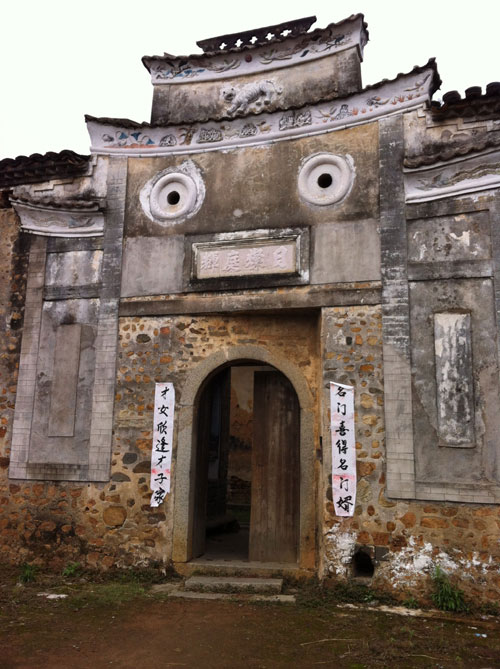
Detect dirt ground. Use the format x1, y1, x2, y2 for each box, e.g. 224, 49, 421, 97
1, 572, 499, 668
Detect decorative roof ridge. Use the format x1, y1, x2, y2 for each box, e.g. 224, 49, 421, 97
87, 58, 440, 130
405, 133, 500, 169
142, 13, 368, 70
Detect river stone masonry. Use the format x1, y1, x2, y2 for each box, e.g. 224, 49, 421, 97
1, 14, 500, 604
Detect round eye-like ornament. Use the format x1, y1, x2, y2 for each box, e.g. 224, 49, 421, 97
150, 172, 197, 220
298, 153, 354, 206
141, 161, 205, 224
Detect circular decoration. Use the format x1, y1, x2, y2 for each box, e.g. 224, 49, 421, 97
298, 153, 353, 206
150, 172, 198, 220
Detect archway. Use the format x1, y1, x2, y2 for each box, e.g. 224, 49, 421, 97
171, 345, 316, 570
192, 362, 300, 563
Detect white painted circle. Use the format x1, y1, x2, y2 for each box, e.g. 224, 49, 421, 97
298, 153, 353, 206
150, 172, 197, 220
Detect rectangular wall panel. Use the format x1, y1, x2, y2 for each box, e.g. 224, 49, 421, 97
48, 324, 82, 437
434, 313, 475, 447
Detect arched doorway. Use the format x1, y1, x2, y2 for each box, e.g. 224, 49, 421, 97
192, 363, 300, 563
171, 344, 316, 571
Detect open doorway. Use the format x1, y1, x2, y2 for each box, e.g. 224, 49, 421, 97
192, 363, 300, 564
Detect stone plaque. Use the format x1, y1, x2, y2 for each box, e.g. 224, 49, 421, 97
193, 239, 297, 279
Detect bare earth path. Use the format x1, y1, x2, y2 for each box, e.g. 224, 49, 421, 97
1, 579, 499, 668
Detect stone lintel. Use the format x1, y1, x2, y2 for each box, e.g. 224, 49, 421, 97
119, 283, 382, 317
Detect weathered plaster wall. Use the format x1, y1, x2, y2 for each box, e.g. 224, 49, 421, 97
121, 123, 380, 297
321, 305, 500, 602
125, 124, 379, 236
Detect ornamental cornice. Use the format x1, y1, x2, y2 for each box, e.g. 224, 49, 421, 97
87, 65, 436, 157
404, 148, 500, 203
11, 198, 104, 237
142, 15, 367, 85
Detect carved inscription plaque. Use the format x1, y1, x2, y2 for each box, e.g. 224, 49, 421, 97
194, 239, 297, 279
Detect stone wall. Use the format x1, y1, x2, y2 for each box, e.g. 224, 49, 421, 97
321, 305, 500, 602
0, 311, 319, 570
0, 209, 27, 489
0, 294, 499, 600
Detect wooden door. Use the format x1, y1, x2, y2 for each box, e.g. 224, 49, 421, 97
192, 369, 231, 558
250, 371, 300, 563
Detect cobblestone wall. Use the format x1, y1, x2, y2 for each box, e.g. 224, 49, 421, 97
0, 312, 319, 570
321, 305, 500, 603
0, 300, 499, 602
0, 210, 28, 491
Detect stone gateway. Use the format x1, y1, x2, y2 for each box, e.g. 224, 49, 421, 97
1, 14, 500, 602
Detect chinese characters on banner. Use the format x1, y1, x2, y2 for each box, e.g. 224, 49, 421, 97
150, 382, 175, 507
330, 382, 356, 517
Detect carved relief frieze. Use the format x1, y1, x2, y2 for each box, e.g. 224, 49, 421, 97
221, 79, 283, 116
87, 66, 435, 156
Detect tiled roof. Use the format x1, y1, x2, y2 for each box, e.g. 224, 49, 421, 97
0, 150, 89, 188
405, 82, 500, 168
436, 82, 500, 119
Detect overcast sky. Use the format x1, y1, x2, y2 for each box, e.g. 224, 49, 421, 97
1, 0, 499, 159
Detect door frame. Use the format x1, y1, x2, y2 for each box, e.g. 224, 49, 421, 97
171, 344, 316, 570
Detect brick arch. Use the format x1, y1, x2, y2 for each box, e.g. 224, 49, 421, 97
171, 344, 316, 569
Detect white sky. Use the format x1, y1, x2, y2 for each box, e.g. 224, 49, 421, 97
1, 0, 499, 159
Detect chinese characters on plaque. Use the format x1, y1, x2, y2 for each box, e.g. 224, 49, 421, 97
150, 382, 175, 507
330, 382, 356, 517
195, 240, 296, 279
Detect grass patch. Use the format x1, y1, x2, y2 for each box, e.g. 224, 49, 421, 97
19, 563, 37, 584
62, 562, 82, 578
64, 582, 147, 610
402, 595, 419, 609
431, 566, 469, 613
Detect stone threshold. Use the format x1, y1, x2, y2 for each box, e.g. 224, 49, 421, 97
173, 559, 313, 580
